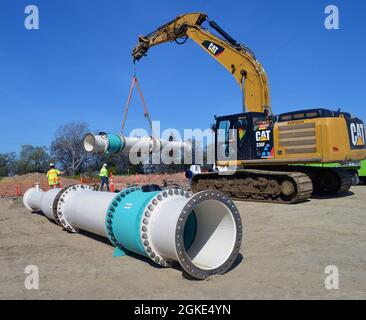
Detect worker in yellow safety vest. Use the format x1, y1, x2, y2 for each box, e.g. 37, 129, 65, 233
47, 163, 65, 189
99, 163, 110, 191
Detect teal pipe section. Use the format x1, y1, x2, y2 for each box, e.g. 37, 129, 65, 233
184, 211, 197, 250
105, 186, 159, 257
107, 133, 123, 153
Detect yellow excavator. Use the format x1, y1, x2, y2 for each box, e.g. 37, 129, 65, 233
132, 12, 366, 203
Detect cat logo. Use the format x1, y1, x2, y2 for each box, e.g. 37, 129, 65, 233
208, 43, 219, 54
350, 122, 365, 146
256, 130, 271, 142
202, 40, 224, 56
347, 119, 366, 150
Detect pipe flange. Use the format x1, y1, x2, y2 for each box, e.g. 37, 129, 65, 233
52, 187, 68, 225
141, 188, 192, 267
106, 186, 141, 249
175, 191, 242, 280
56, 184, 93, 233
100, 133, 110, 153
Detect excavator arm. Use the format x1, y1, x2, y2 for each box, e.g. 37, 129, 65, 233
132, 12, 271, 114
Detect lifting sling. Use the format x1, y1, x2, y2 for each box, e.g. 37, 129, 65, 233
121, 75, 153, 134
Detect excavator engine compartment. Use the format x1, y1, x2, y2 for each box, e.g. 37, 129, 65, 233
274, 108, 366, 164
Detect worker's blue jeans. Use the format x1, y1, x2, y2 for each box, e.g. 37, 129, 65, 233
100, 176, 110, 191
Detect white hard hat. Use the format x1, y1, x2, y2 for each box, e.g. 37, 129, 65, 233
49, 163, 55, 167
103, 163, 107, 167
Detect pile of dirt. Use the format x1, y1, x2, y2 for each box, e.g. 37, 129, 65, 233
0, 173, 79, 197
0, 172, 188, 197
1, 173, 44, 185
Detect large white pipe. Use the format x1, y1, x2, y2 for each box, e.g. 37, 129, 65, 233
23, 184, 93, 226
23, 186, 60, 220
148, 191, 239, 275
23, 185, 44, 211
23, 184, 242, 279
83, 133, 191, 155
83, 134, 109, 153
62, 190, 115, 236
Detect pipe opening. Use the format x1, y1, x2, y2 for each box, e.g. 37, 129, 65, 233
183, 200, 237, 271
84, 134, 96, 153
183, 212, 197, 250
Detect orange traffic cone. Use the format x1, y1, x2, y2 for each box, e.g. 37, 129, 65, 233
109, 173, 115, 192
15, 184, 21, 196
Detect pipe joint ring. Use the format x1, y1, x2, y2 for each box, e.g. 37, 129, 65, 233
175, 191, 243, 280
56, 184, 93, 233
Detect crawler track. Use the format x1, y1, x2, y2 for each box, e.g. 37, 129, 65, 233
333, 169, 353, 194
292, 167, 353, 196
191, 169, 313, 204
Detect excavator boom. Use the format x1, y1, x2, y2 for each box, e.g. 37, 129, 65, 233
132, 12, 271, 114
132, 13, 207, 61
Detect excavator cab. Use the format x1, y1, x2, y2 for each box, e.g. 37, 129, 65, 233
215, 112, 275, 162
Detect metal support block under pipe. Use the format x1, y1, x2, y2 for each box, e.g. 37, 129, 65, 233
83, 132, 192, 155
23, 185, 242, 279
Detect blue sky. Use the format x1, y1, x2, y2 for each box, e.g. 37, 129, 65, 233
0, 0, 365, 153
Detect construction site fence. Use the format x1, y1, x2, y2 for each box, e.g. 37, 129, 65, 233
0, 173, 187, 197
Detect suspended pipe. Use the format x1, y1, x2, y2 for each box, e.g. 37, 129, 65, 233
23, 184, 242, 279
83, 133, 192, 155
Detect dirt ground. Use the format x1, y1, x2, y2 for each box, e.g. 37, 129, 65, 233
0, 186, 365, 300
0, 173, 80, 197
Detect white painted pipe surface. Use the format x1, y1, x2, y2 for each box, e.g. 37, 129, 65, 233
83, 134, 108, 153
23, 187, 61, 220
62, 190, 116, 237
148, 191, 239, 275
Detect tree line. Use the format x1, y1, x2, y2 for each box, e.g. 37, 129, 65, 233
0, 121, 190, 177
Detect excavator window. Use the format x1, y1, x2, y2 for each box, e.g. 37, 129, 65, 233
217, 119, 237, 159
253, 115, 270, 129
237, 118, 248, 148
306, 112, 318, 118
293, 113, 305, 119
